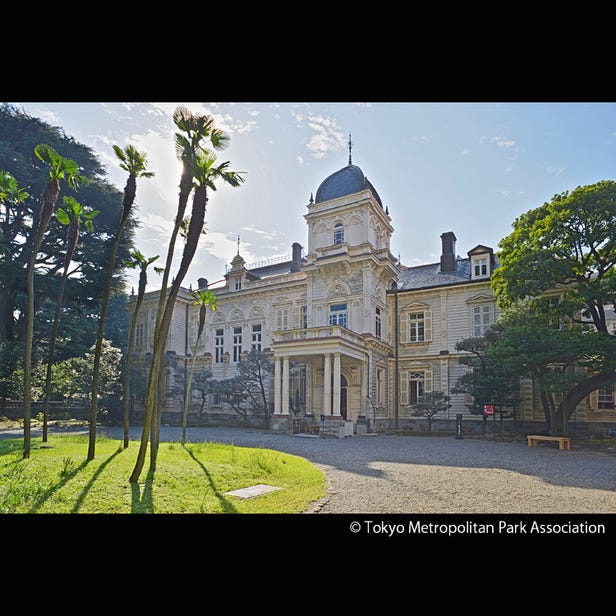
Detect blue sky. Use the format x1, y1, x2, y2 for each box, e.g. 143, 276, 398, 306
14, 102, 616, 290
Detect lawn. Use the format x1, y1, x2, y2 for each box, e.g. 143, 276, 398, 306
0, 435, 326, 513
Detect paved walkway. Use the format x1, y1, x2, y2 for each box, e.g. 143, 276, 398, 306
3, 425, 615, 513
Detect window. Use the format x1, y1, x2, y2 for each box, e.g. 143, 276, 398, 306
333, 223, 344, 245
329, 303, 347, 328
376, 368, 384, 404
473, 305, 493, 337
136, 322, 144, 347
235, 278, 242, 290
251, 324, 262, 352
400, 309, 432, 344
409, 312, 425, 342
400, 369, 433, 405
598, 384, 615, 409
544, 296, 561, 330
215, 328, 224, 363
232, 326, 242, 362
300, 305, 308, 329
375, 307, 382, 339
610, 323, 616, 335
276, 306, 289, 331
473, 257, 488, 278
213, 393, 221, 405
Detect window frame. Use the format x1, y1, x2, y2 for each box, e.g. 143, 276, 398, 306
333, 222, 344, 245
232, 326, 243, 363
251, 323, 262, 352
375, 306, 382, 339
329, 303, 348, 328
214, 328, 224, 364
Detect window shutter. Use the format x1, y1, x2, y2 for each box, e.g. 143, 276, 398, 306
400, 313, 408, 344
400, 371, 408, 405
589, 389, 598, 411
424, 310, 432, 342
424, 368, 433, 393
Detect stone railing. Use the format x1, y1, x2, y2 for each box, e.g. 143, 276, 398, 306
274, 325, 365, 346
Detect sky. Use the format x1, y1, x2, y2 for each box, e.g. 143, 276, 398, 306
13, 102, 616, 291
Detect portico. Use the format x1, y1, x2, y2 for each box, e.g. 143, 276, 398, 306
272, 325, 369, 423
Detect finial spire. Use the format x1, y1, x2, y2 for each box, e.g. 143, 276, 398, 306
309, 192, 314, 204
237, 234, 240, 255
348, 133, 353, 165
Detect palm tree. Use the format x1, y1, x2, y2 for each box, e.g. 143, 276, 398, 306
182, 289, 217, 444
87, 145, 153, 461
122, 250, 161, 449
23, 145, 86, 458
130, 145, 244, 482
41, 197, 98, 442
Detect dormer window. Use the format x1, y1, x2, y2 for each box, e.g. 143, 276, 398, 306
473, 258, 488, 278
333, 223, 344, 245
235, 278, 242, 290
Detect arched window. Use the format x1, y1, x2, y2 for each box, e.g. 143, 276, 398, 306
333, 223, 344, 245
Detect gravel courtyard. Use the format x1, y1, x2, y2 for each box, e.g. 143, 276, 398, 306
96, 426, 616, 514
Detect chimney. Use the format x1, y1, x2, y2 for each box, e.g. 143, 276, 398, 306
440, 232, 457, 273
290, 242, 303, 272
197, 277, 208, 289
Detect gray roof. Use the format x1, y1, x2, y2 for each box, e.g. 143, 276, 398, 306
315, 164, 383, 207
396, 258, 473, 290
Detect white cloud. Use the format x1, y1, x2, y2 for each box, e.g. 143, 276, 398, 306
461, 148, 471, 156
148, 103, 257, 135
497, 189, 512, 197
202, 231, 257, 265
410, 136, 432, 144
31, 107, 60, 125
304, 114, 346, 159
247, 109, 260, 117
353, 103, 373, 108
547, 165, 566, 176
491, 135, 516, 148
297, 155, 304, 166
479, 136, 486, 144
240, 225, 281, 240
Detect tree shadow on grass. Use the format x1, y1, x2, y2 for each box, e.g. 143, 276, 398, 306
184, 446, 237, 513
130, 470, 155, 513
70, 449, 122, 513
29, 459, 90, 513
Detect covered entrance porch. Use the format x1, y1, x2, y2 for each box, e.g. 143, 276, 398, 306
271, 325, 369, 434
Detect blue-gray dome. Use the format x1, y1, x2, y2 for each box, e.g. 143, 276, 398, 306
315, 164, 383, 207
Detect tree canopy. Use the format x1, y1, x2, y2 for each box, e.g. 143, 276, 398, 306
490, 180, 616, 433
0, 104, 134, 356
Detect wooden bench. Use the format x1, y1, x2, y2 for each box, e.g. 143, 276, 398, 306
527, 435, 571, 450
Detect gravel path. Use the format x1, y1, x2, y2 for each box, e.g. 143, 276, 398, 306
4, 425, 615, 513
101, 426, 616, 514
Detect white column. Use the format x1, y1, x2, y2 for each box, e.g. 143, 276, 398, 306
333, 353, 341, 416
282, 357, 290, 415
323, 353, 331, 415
274, 357, 281, 414
361, 356, 369, 416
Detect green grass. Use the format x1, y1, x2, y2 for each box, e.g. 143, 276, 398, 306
0, 436, 326, 513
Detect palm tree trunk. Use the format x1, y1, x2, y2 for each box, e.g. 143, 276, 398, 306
23, 179, 59, 458
182, 337, 202, 444
41, 274, 68, 442
42, 220, 78, 443
88, 174, 136, 461
122, 291, 144, 448
131, 185, 206, 481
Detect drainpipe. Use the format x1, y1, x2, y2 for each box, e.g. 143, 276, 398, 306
394, 287, 399, 430
184, 302, 189, 411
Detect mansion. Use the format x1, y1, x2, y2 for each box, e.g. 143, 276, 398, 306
130, 156, 616, 434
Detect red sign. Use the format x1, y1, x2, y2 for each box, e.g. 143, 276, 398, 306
483, 404, 494, 415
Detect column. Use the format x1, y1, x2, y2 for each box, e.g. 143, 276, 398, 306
282, 356, 290, 415
274, 357, 281, 414
323, 353, 331, 415
361, 356, 369, 416
333, 353, 341, 416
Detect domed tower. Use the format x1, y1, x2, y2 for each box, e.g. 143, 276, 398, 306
272, 144, 397, 427
303, 149, 398, 336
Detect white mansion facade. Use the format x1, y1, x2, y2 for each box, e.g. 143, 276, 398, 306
130, 157, 616, 434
